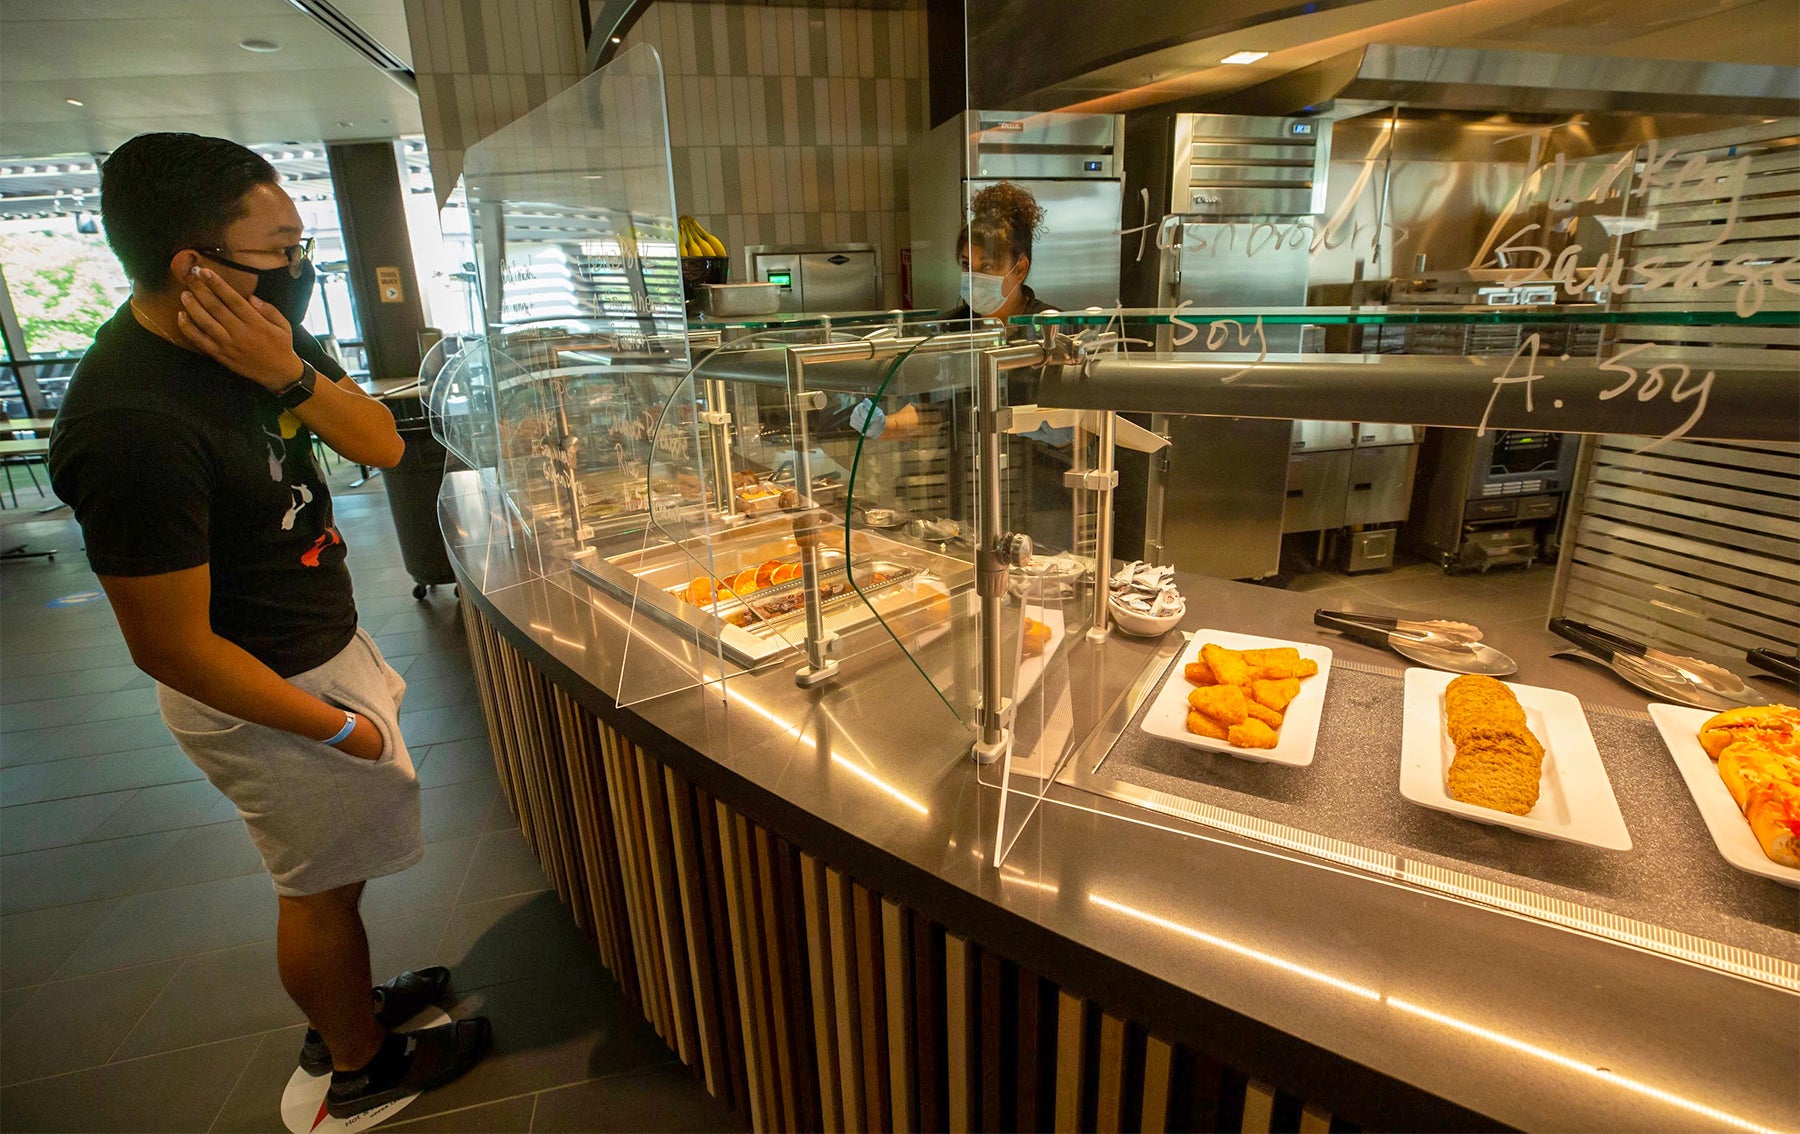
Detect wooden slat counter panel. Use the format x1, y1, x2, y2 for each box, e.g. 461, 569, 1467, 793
461, 597, 1352, 1132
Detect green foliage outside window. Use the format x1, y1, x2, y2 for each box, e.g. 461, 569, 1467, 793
0, 228, 130, 355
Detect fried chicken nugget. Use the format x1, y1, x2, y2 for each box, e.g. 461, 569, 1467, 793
1183, 660, 1215, 686
1187, 683, 1247, 725
1186, 711, 1229, 740
1201, 643, 1253, 687
1245, 700, 1284, 729
1241, 647, 1300, 667
1228, 719, 1280, 749
1251, 677, 1301, 713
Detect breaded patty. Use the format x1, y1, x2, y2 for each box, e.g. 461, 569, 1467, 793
1188, 683, 1247, 725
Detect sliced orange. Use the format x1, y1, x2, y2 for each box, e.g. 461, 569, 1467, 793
755, 559, 781, 588
772, 562, 801, 585
683, 577, 715, 606
732, 568, 761, 596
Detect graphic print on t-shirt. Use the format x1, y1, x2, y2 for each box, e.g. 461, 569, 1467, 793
258, 400, 334, 563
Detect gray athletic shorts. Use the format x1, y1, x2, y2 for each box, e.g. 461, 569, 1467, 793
157, 627, 425, 897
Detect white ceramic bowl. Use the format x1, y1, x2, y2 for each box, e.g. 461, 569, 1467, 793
1108, 595, 1185, 637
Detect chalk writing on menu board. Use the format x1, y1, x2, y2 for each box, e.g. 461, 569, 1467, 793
1111, 130, 1794, 446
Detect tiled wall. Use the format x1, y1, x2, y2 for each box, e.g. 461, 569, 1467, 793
617, 2, 930, 306
402, 0, 590, 204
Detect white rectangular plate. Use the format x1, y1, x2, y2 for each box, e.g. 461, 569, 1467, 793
1647, 702, 1800, 888
1139, 630, 1333, 767
1400, 669, 1632, 850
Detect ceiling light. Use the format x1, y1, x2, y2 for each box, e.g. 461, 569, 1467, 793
239, 38, 281, 53
336, 121, 354, 128
64, 98, 84, 107
610, 36, 621, 43
1221, 51, 1269, 65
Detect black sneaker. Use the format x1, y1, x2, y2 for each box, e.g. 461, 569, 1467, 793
325, 1017, 493, 1120
298, 966, 454, 1076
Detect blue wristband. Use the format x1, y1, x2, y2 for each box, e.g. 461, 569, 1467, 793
323, 712, 357, 747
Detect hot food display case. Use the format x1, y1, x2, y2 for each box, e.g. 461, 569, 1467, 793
431, 52, 1800, 1133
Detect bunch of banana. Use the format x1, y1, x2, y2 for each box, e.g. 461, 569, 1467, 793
679, 215, 726, 258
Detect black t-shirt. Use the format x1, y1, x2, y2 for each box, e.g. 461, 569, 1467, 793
49, 305, 358, 677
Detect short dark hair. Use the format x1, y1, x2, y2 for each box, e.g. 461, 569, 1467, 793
99, 133, 278, 286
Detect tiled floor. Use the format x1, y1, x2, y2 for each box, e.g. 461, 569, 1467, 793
0, 464, 739, 1132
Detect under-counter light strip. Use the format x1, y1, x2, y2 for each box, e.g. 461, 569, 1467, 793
1089, 893, 1381, 1001
1089, 892, 1779, 1134
1385, 998, 1782, 1134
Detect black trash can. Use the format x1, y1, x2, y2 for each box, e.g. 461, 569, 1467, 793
379, 389, 456, 599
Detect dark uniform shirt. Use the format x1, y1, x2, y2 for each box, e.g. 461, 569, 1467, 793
48, 305, 357, 677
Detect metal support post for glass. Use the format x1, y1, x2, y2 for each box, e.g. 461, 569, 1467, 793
784, 348, 840, 687
702, 377, 735, 516
974, 342, 1050, 765
1087, 409, 1118, 642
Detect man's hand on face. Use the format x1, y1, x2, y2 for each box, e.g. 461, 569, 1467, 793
177, 266, 305, 392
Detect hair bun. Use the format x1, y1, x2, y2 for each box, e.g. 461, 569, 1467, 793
969, 181, 1045, 238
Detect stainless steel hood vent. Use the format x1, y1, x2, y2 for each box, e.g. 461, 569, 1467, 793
1196, 43, 1800, 119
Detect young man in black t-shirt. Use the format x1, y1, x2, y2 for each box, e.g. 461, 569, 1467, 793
48, 133, 488, 1119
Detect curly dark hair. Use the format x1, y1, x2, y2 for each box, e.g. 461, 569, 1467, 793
99, 132, 278, 287
959, 181, 1045, 266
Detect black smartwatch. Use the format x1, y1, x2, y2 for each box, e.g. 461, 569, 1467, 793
273, 360, 318, 411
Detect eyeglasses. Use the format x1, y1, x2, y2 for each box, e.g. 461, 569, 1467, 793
195, 236, 314, 278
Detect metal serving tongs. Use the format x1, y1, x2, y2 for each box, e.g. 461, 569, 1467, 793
1314, 610, 1517, 675
1746, 648, 1800, 688
1548, 618, 1765, 710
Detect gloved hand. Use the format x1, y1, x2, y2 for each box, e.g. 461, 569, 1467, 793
848, 398, 887, 439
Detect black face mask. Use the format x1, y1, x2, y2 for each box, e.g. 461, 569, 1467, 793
196, 250, 317, 326
248, 257, 318, 326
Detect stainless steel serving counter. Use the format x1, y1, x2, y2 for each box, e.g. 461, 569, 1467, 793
440, 469, 1799, 1133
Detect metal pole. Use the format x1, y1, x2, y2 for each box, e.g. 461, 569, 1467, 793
786, 348, 839, 687
1088, 409, 1118, 642
973, 341, 1049, 764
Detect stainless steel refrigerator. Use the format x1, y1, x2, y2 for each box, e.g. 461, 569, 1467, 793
1147, 114, 1331, 580
908, 111, 1125, 312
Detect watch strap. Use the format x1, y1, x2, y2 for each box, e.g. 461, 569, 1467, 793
273, 361, 318, 410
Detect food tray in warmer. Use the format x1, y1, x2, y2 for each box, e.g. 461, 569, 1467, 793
569, 514, 971, 668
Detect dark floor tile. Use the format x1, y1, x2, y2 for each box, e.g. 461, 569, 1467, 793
1, 714, 176, 768
366, 906, 458, 995
0, 830, 184, 914
485, 796, 521, 833
420, 776, 501, 843
0, 664, 146, 707
388, 1095, 537, 1132
436, 891, 596, 995
202, 1024, 306, 1134
0, 897, 120, 988
0, 692, 116, 735
397, 672, 480, 714
0, 643, 135, 682
394, 650, 479, 684
397, 702, 490, 747
199, 791, 246, 827
529, 1064, 743, 1132
0, 789, 137, 854
136, 821, 267, 892
416, 736, 499, 788
111, 939, 297, 1061
374, 601, 466, 638
88, 778, 227, 840
394, 969, 673, 1124
56, 745, 204, 797
458, 829, 550, 905
0, 756, 95, 806
1, 982, 32, 1026
54, 871, 277, 978
0, 1033, 258, 1132
365, 834, 479, 918
0, 959, 184, 1085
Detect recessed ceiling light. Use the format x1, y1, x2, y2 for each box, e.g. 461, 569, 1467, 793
1221, 51, 1269, 65
239, 38, 281, 53
64, 98, 84, 107
336, 121, 354, 128
610, 36, 621, 43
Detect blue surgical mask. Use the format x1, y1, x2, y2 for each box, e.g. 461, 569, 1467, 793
959, 270, 1012, 315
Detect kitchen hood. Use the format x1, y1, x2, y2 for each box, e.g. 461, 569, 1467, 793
1197, 42, 1800, 119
